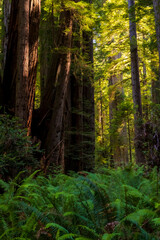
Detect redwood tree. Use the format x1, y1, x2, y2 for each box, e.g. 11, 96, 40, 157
2, 0, 40, 135
43, 6, 73, 170
128, 0, 145, 164
15, 0, 30, 128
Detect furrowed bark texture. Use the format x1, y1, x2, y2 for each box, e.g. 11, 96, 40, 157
28, 0, 41, 134
3, 0, 19, 111
3, 0, 40, 134
65, 21, 95, 172
128, 0, 145, 164
44, 8, 73, 169
64, 23, 84, 172
65, 73, 83, 172
15, 0, 30, 128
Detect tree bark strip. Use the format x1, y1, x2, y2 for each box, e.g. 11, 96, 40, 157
44, 8, 73, 169
153, 0, 160, 104
82, 30, 95, 171
2, 0, 19, 111
28, 0, 41, 135
128, 0, 145, 164
3, 0, 11, 67
15, 0, 30, 128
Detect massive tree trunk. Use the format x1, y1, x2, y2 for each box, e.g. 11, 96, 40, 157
44, 8, 73, 170
153, 0, 160, 104
128, 0, 145, 164
65, 73, 83, 172
2, 0, 19, 111
65, 20, 95, 172
15, 0, 30, 128
3, 0, 40, 134
64, 23, 84, 172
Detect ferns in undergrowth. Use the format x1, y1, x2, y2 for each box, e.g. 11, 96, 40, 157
0, 166, 160, 239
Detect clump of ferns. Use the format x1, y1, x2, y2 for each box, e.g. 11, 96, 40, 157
0, 165, 160, 239
111, 207, 160, 240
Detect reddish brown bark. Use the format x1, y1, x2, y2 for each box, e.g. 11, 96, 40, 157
44, 8, 73, 170
3, 0, 40, 135
15, 0, 30, 128
28, 0, 41, 135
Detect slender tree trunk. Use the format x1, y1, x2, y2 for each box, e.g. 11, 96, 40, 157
3, 0, 11, 67
153, 0, 160, 104
99, 78, 104, 143
127, 115, 132, 162
128, 0, 145, 164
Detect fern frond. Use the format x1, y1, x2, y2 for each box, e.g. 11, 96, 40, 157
46, 222, 69, 234
152, 218, 160, 226
102, 233, 120, 240
78, 225, 100, 238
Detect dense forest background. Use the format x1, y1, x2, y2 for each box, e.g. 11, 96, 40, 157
1, 0, 160, 172
1, 0, 160, 239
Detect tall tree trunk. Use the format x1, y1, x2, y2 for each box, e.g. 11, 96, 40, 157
99, 78, 104, 143
82, 30, 95, 171
128, 0, 145, 164
39, 1, 56, 106
44, 8, 73, 170
109, 53, 128, 166
2, 0, 19, 111
65, 73, 83, 172
28, 0, 41, 135
3, 0, 11, 68
64, 23, 84, 173
153, 0, 160, 104
3, 0, 40, 134
15, 0, 30, 128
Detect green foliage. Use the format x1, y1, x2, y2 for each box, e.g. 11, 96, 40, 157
0, 166, 160, 239
0, 114, 40, 179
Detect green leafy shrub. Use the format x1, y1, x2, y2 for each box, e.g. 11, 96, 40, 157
0, 114, 40, 180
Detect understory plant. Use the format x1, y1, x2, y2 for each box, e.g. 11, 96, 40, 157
0, 166, 160, 239
0, 114, 40, 180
